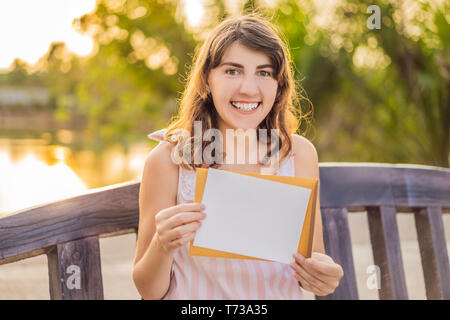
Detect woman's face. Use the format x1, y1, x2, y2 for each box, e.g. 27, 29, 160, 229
207, 41, 278, 132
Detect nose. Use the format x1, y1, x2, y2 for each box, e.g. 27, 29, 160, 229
239, 74, 260, 97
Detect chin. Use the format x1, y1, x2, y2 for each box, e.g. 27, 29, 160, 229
229, 119, 262, 131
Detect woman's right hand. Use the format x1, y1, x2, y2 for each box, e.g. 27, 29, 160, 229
154, 202, 207, 253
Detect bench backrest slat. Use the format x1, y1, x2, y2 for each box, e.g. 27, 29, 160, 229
367, 206, 408, 299
320, 207, 359, 300
47, 236, 104, 300
414, 206, 450, 299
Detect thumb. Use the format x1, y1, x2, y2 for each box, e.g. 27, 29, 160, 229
312, 252, 334, 262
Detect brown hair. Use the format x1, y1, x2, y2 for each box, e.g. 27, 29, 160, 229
164, 13, 308, 170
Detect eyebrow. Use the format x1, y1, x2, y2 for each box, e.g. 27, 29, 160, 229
219, 62, 274, 69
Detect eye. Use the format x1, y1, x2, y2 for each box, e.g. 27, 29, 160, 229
225, 68, 240, 75
259, 70, 271, 77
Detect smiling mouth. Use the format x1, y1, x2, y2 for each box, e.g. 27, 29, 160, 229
230, 101, 261, 112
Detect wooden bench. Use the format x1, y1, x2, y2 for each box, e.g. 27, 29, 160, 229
0, 163, 449, 300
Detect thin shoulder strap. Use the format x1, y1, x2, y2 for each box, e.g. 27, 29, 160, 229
276, 153, 296, 176
147, 128, 167, 142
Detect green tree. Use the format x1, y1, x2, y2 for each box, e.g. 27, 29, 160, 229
299, 0, 450, 167
7, 0, 447, 167
55, 0, 198, 151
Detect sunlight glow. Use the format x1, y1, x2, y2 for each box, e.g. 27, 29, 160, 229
65, 28, 95, 57
184, 0, 205, 27
0, 151, 87, 216
0, 0, 96, 70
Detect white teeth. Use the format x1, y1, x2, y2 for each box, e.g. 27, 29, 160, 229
231, 102, 260, 111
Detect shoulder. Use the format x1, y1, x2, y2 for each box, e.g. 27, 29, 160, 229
290, 134, 319, 178
142, 141, 179, 187
144, 141, 176, 168
145, 128, 174, 168
291, 134, 318, 163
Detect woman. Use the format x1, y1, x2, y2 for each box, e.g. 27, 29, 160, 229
133, 14, 343, 300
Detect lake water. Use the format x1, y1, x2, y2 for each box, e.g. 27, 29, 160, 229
0, 136, 151, 217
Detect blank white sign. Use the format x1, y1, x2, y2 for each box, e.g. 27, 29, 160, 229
193, 168, 312, 264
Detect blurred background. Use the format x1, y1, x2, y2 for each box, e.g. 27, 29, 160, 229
0, 0, 449, 299
1, 0, 449, 216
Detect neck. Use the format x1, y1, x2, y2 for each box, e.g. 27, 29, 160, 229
216, 125, 263, 166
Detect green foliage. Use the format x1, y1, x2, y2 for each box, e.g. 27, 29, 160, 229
2, 0, 449, 167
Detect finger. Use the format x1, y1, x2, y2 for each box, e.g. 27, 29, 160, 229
311, 252, 334, 262
169, 230, 197, 249
156, 211, 205, 245
292, 261, 330, 293
297, 272, 328, 296
293, 254, 326, 278
300, 267, 339, 296
292, 271, 327, 296
158, 203, 206, 220
292, 270, 308, 291
165, 211, 207, 229
306, 258, 344, 279
290, 261, 332, 286
292, 271, 312, 291
294, 253, 341, 279
167, 221, 202, 241
293, 253, 308, 266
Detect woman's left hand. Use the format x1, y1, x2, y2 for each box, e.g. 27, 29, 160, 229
290, 252, 344, 296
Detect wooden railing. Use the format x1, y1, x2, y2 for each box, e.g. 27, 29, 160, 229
319, 163, 450, 300
0, 181, 139, 299
0, 163, 449, 300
